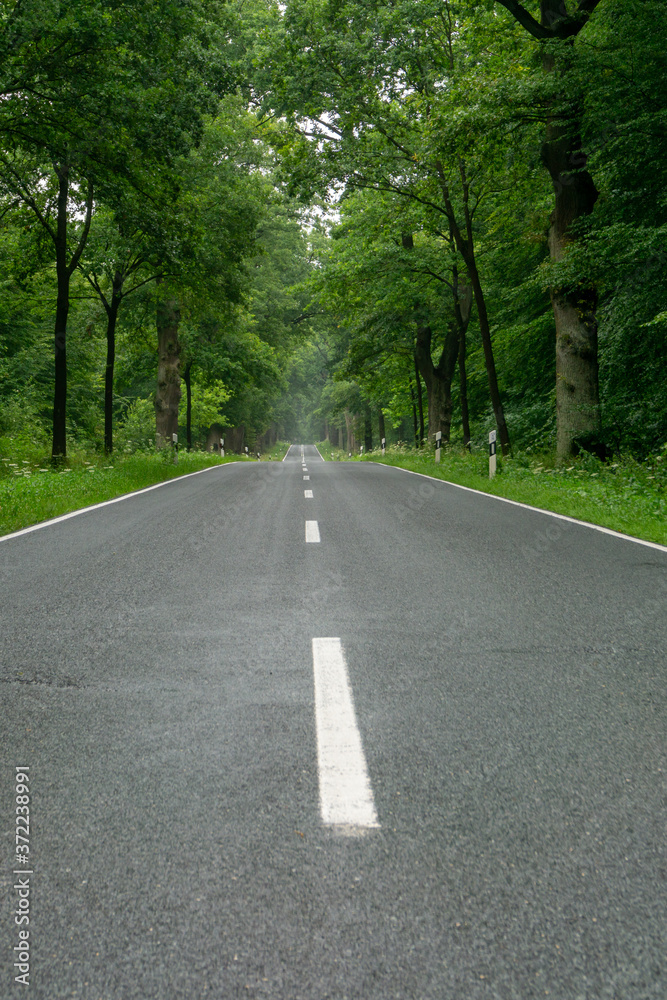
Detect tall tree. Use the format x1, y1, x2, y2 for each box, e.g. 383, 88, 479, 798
0, 0, 228, 458
494, 0, 603, 456
271, 0, 512, 451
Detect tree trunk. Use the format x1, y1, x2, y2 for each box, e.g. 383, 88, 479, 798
50, 165, 93, 461
409, 380, 419, 448
52, 273, 69, 461
183, 360, 193, 451
539, 1, 601, 458
542, 109, 599, 457
452, 265, 472, 447
457, 331, 470, 448
364, 405, 372, 452
344, 410, 353, 453
51, 167, 70, 461
103, 273, 123, 456
155, 290, 181, 449
414, 323, 459, 444
413, 355, 425, 447
435, 160, 511, 454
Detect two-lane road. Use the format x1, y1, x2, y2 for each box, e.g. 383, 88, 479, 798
1, 444, 665, 998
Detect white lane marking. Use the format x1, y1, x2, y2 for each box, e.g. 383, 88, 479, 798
304, 490, 314, 498
303, 475, 310, 481
314, 445, 325, 462
367, 463, 667, 554
312, 638, 379, 831
305, 520, 320, 543
0, 465, 225, 544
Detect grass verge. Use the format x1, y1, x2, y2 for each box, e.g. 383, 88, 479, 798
317, 443, 667, 547
0, 450, 248, 537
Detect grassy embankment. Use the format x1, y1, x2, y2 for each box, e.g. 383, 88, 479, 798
0, 440, 291, 537
316, 442, 667, 547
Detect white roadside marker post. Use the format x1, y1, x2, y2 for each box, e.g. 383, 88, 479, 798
220, 437, 224, 458
244, 446, 248, 457
435, 430, 442, 464
172, 432, 178, 464
489, 429, 497, 478
381, 437, 386, 457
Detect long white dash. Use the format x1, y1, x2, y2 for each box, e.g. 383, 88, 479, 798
312, 638, 379, 831
305, 520, 320, 543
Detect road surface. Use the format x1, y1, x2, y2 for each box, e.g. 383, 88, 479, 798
1, 444, 665, 998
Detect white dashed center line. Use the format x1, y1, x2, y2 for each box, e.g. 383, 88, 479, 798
305, 520, 320, 543
303, 475, 310, 481
311, 638, 379, 832
304, 490, 313, 498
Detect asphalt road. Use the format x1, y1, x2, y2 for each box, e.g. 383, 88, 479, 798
1, 444, 665, 1000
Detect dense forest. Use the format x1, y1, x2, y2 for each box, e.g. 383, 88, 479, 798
0, 0, 665, 464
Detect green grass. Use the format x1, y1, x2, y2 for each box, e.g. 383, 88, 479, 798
0, 437, 293, 537
261, 441, 291, 461
317, 442, 667, 547
0, 449, 249, 537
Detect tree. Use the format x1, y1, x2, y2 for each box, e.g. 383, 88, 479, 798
270, 0, 513, 451
493, 0, 603, 456
0, 0, 231, 458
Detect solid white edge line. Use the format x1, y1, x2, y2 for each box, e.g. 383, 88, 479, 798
314, 445, 325, 462
305, 520, 320, 543
365, 461, 667, 554
0, 463, 232, 544
312, 637, 379, 830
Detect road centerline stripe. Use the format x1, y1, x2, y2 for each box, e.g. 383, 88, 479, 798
312, 638, 379, 831
305, 520, 320, 543
303, 475, 310, 480
304, 490, 314, 498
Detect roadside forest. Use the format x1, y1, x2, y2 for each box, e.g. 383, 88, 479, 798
1, 0, 665, 471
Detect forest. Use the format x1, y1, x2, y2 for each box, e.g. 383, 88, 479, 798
0, 0, 665, 472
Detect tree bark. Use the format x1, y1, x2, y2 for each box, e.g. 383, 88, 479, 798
155, 289, 181, 449
540, 4, 600, 456
409, 380, 419, 448
413, 355, 425, 447
414, 322, 459, 444
52, 272, 69, 461
344, 410, 353, 453
51, 165, 93, 461
364, 405, 372, 451
497, 0, 603, 457
103, 276, 122, 455
183, 360, 193, 451
452, 265, 472, 447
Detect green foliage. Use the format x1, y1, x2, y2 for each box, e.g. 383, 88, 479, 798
1, 0, 666, 509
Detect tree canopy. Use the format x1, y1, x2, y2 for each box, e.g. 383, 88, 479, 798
0, 0, 664, 460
